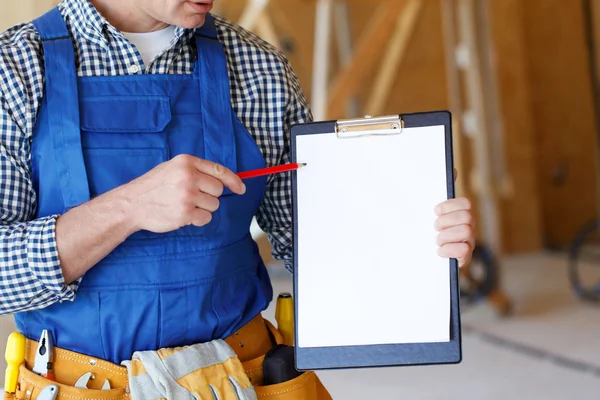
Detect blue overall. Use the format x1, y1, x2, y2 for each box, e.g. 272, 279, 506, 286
15, 8, 273, 364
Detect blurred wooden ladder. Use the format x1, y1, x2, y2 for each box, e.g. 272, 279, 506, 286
440, 0, 512, 315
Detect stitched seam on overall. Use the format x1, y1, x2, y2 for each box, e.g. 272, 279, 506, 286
98, 292, 108, 361
99, 249, 246, 265
104, 232, 250, 250
75, 276, 227, 290
74, 268, 253, 290
19, 376, 129, 400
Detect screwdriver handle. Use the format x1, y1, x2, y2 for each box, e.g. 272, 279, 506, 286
275, 293, 295, 346
4, 332, 26, 393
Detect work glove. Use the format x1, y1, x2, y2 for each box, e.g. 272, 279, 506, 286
122, 339, 257, 400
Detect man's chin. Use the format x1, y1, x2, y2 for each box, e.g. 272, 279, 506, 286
179, 14, 207, 29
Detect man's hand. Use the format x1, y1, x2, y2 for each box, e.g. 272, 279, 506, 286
54, 155, 245, 284
121, 154, 246, 233
434, 168, 475, 267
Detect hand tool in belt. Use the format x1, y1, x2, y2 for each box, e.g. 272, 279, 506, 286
37, 384, 58, 400
33, 330, 55, 381
4, 332, 26, 393
74, 371, 111, 390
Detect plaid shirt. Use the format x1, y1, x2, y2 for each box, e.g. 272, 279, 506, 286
0, 0, 311, 314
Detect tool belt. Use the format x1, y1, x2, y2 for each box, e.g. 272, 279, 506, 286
4, 315, 332, 400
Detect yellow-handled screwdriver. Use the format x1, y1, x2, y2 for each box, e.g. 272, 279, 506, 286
4, 332, 26, 393
275, 293, 295, 346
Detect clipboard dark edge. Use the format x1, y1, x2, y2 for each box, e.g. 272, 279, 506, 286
290, 110, 462, 371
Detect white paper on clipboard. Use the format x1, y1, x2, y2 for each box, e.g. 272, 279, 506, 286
295, 124, 451, 348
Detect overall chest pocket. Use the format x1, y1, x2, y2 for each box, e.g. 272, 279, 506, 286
80, 96, 171, 196
79, 95, 219, 238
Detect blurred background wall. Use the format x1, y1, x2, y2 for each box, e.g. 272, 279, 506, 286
0, 0, 56, 29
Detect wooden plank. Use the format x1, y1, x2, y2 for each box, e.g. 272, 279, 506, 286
326, 0, 407, 119
522, 0, 600, 248
457, 0, 506, 254
372, 1, 449, 113
254, 12, 282, 49
365, 0, 423, 116
236, 0, 282, 49
587, 0, 600, 215
333, 1, 359, 116
439, 0, 472, 209
267, 0, 316, 89
590, 0, 600, 82
238, 0, 268, 29
311, 0, 334, 120
487, 0, 543, 253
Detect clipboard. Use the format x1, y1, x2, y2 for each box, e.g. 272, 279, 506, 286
290, 110, 462, 371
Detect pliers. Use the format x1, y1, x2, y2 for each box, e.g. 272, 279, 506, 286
33, 330, 55, 381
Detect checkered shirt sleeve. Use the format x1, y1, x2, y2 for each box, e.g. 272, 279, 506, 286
0, 22, 79, 314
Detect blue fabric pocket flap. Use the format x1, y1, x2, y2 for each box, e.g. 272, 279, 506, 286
80, 96, 172, 133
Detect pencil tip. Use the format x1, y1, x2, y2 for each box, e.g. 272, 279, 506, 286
298, 162, 307, 167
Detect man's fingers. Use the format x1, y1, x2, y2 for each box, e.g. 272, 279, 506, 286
194, 192, 220, 213
436, 224, 473, 246
434, 210, 473, 231
196, 174, 225, 198
435, 196, 471, 216
437, 242, 472, 265
189, 208, 213, 227
437, 242, 471, 258
187, 156, 246, 195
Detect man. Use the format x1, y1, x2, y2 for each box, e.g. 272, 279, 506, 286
0, 0, 475, 397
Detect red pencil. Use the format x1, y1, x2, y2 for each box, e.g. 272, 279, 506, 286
237, 162, 306, 180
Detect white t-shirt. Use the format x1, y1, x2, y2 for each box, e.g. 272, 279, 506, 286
122, 25, 177, 67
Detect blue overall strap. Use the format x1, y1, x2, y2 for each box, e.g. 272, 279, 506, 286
32, 7, 90, 210
194, 14, 237, 172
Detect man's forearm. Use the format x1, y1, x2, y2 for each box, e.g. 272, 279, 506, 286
0, 186, 140, 314
56, 186, 139, 284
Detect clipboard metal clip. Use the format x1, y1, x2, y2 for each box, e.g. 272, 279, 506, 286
335, 115, 404, 138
